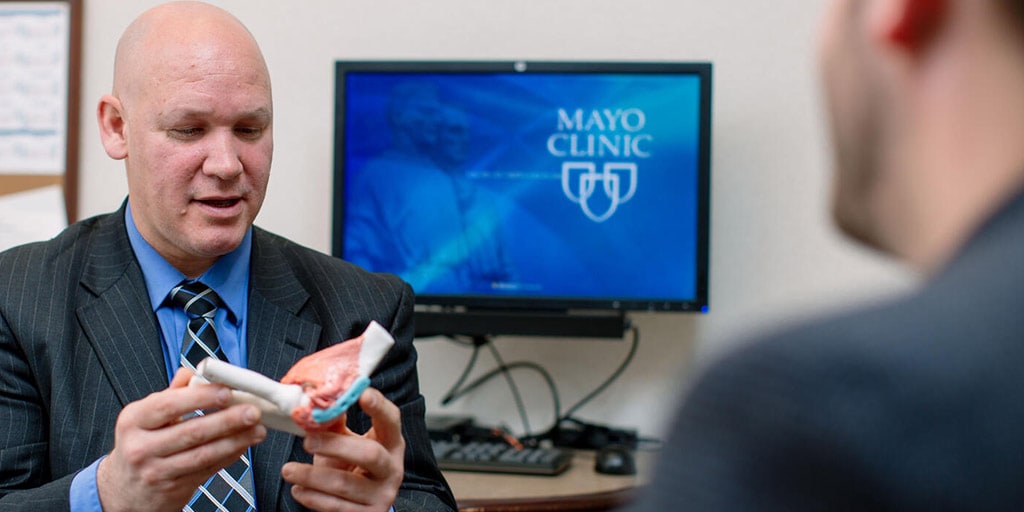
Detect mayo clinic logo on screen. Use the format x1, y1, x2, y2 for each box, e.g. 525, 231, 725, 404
546, 108, 653, 222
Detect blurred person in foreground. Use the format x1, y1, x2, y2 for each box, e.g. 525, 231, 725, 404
0, 2, 454, 511
627, 0, 1024, 510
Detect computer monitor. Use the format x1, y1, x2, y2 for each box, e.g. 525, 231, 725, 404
332, 60, 711, 337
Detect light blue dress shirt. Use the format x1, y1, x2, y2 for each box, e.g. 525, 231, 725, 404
69, 204, 253, 511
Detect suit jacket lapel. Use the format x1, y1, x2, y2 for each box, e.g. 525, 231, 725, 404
77, 206, 168, 406
247, 228, 320, 380
247, 228, 322, 509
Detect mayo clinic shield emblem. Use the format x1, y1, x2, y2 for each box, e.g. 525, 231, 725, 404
561, 161, 638, 222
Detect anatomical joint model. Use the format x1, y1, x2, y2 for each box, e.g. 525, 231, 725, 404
189, 321, 395, 436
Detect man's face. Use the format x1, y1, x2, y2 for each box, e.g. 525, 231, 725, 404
435, 107, 470, 171
122, 40, 273, 273
819, 0, 891, 249
400, 91, 441, 152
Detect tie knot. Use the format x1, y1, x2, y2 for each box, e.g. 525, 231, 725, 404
169, 281, 222, 318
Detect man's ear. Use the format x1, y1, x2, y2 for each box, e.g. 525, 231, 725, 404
876, 0, 948, 51
97, 94, 128, 160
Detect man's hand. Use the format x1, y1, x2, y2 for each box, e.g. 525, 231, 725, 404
282, 387, 405, 512
96, 368, 268, 512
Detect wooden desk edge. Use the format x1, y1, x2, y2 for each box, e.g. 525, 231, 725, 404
457, 487, 639, 512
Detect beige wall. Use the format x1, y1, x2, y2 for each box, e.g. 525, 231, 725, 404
77, 1, 911, 439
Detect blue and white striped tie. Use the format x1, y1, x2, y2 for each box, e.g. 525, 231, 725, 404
171, 281, 256, 512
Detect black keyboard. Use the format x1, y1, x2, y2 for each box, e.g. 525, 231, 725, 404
431, 439, 572, 476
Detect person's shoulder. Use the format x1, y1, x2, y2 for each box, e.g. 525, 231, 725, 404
0, 211, 122, 307
706, 293, 944, 388
0, 210, 118, 268
670, 273, 1024, 509
691, 279, 1017, 426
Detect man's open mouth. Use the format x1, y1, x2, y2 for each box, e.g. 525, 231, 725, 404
200, 198, 241, 208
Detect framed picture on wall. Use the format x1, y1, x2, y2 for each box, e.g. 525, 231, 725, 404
0, 0, 81, 249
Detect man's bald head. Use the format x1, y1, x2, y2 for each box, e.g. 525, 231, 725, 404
112, 1, 271, 111
96, 1, 274, 277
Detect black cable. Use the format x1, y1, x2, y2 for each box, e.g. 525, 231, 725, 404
439, 336, 557, 436
439, 335, 483, 405
441, 360, 562, 429
483, 340, 531, 435
440, 335, 540, 436
558, 324, 639, 421
439, 324, 640, 441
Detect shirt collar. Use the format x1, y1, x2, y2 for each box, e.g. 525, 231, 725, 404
125, 203, 252, 325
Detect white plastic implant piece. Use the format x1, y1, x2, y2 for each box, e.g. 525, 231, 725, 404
196, 358, 306, 413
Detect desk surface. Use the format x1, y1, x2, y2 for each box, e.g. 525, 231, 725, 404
443, 449, 652, 512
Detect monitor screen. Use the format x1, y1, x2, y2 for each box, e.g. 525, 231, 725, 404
333, 61, 711, 324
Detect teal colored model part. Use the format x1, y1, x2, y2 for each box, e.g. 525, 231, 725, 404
311, 375, 371, 423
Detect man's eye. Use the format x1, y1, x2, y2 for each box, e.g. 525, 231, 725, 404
235, 127, 263, 139
170, 127, 203, 138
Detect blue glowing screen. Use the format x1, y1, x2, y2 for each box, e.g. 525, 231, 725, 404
334, 62, 710, 311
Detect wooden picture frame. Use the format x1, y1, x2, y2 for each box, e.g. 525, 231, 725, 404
0, 0, 82, 224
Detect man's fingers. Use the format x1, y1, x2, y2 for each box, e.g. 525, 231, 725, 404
297, 390, 405, 483
283, 461, 376, 507
358, 387, 404, 453
124, 384, 234, 431
157, 405, 265, 459
99, 382, 268, 511
281, 389, 405, 510
169, 367, 194, 388
159, 418, 267, 481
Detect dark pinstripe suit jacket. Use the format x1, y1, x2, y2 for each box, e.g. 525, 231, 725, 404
0, 205, 456, 511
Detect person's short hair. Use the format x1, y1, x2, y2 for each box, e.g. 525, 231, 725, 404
997, 0, 1024, 35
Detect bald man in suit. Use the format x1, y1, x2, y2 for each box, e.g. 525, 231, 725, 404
0, 2, 454, 511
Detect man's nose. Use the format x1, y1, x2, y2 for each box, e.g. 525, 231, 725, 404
202, 130, 244, 179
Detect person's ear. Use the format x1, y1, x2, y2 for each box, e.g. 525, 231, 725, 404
875, 0, 948, 51
97, 94, 128, 160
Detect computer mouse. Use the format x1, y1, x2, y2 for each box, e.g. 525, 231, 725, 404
594, 444, 636, 475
